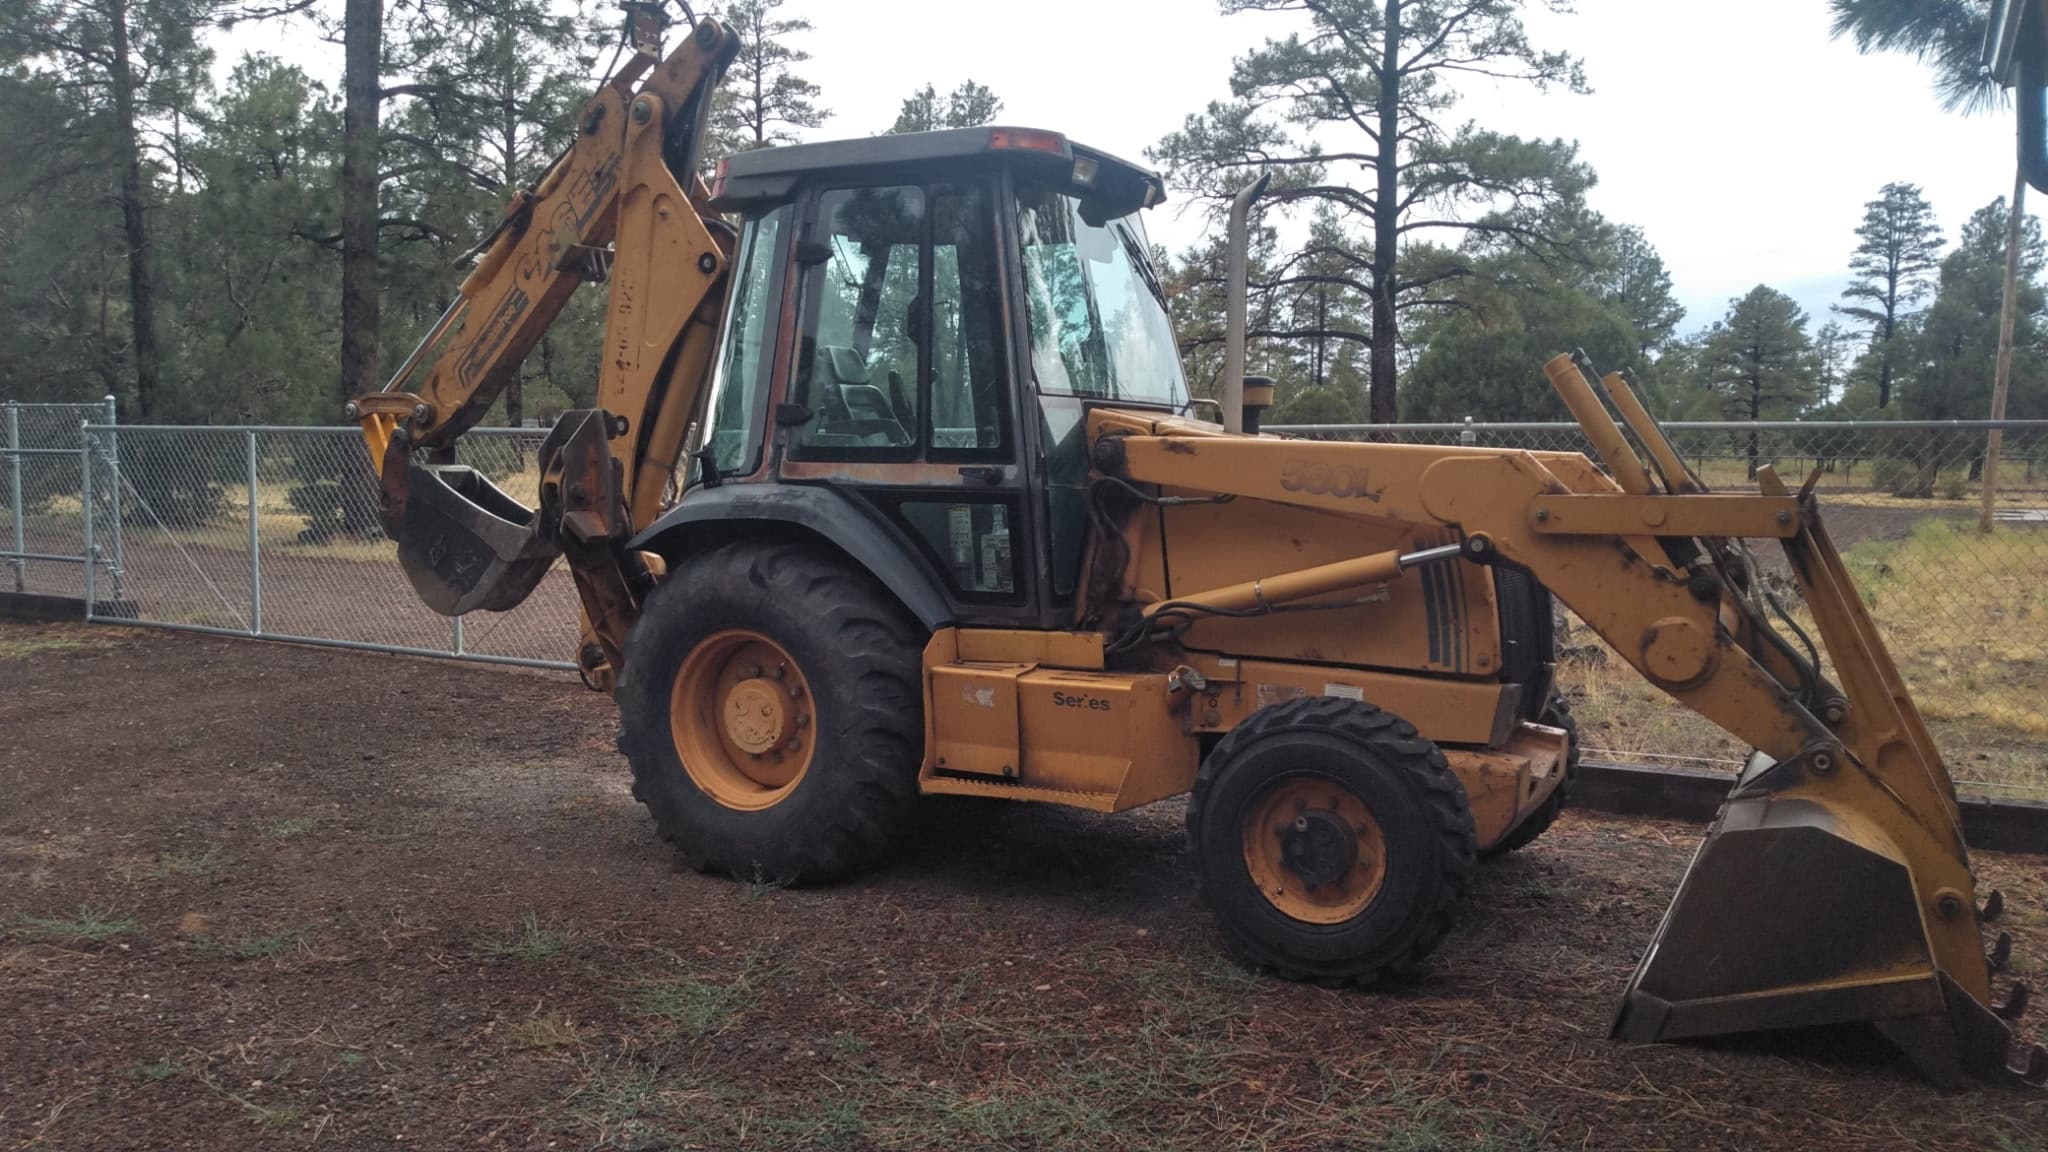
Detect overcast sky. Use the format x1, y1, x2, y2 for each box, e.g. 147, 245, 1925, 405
796, 0, 2032, 337
231, 0, 2035, 337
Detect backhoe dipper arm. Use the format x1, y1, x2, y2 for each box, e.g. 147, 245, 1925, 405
1088, 353, 2042, 1088
352, 10, 739, 529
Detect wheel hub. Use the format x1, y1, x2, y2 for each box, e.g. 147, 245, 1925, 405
1279, 810, 1358, 889
722, 680, 790, 754
671, 630, 815, 811
1241, 774, 1387, 925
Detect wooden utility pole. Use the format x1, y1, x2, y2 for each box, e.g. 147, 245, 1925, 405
1980, 165, 2025, 534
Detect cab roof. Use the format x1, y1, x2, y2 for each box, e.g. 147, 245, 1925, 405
708, 125, 1167, 218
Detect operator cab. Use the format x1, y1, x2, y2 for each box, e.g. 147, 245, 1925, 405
683, 126, 1185, 628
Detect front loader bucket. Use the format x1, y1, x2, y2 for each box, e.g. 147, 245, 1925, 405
1608, 500, 2045, 1088
391, 464, 559, 616
1612, 771, 2042, 1087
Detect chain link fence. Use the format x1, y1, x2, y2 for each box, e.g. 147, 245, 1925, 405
77, 424, 576, 669
20, 416, 2045, 797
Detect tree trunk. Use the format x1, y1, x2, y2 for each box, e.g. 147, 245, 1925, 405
341, 0, 384, 403
1746, 379, 1761, 480
1368, 0, 1401, 425
107, 0, 160, 421
1980, 168, 2025, 534
340, 0, 386, 538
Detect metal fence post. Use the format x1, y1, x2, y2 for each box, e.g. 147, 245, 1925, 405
103, 395, 124, 598
248, 430, 262, 636
452, 613, 465, 655
80, 421, 94, 614
5, 402, 21, 592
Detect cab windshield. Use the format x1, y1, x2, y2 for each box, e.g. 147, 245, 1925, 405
1015, 184, 1189, 409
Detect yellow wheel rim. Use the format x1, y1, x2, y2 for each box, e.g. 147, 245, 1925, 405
1242, 775, 1386, 924
671, 629, 815, 811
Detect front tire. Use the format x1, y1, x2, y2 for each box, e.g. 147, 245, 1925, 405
1188, 697, 1477, 986
615, 540, 924, 884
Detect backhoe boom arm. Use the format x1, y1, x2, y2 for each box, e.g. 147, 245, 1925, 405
350, 10, 740, 684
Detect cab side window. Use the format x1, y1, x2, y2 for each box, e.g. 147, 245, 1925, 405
701, 203, 791, 478
927, 183, 1003, 456
798, 186, 924, 454
792, 182, 1006, 460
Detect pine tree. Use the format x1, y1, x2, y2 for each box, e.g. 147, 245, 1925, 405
1602, 225, 1684, 357
1702, 286, 1821, 478
1153, 0, 1591, 424
1900, 197, 2047, 422
710, 0, 825, 155
886, 80, 1002, 134
1836, 181, 1943, 408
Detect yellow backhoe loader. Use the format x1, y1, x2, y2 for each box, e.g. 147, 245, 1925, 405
348, 2, 2045, 1088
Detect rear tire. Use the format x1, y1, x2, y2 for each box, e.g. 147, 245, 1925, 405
615, 540, 924, 884
1188, 697, 1476, 986
1483, 694, 1581, 857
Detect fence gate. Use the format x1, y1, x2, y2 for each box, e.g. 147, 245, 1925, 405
1, 399, 121, 601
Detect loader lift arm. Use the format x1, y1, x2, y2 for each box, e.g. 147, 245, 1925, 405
350, 5, 740, 686
1088, 354, 2043, 1088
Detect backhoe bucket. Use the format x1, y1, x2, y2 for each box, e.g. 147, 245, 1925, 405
1607, 499, 2045, 1088
390, 463, 559, 616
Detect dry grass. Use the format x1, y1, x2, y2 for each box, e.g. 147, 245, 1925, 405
1564, 516, 2048, 799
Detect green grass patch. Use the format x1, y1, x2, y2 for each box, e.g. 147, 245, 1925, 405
150, 845, 226, 877
476, 913, 569, 962
129, 1057, 181, 1082
188, 929, 304, 960
12, 905, 139, 944
562, 1060, 736, 1150
861, 1079, 1116, 1149
625, 976, 751, 1037
229, 930, 304, 959
268, 816, 318, 839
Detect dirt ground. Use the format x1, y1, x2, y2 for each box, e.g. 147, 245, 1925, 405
2, 623, 2044, 1152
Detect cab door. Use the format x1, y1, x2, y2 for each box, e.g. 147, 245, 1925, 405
775, 178, 1039, 624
